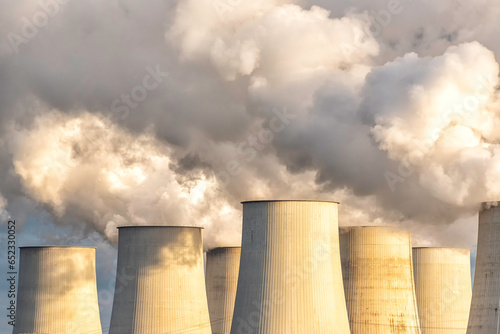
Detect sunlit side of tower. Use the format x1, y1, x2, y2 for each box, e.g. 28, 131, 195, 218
108, 226, 212, 334
413, 247, 471, 334
230, 200, 350, 334
467, 202, 500, 334
206, 247, 241, 334
340, 226, 421, 334
14, 246, 102, 334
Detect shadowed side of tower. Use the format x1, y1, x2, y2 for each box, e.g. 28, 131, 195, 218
467, 202, 500, 334
206, 247, 241, 334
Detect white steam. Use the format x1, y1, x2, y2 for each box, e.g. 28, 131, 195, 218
370, 42, 500, 206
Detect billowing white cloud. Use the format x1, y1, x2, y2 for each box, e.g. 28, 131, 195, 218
12, 111, 241, 247
370, 42, 500, 206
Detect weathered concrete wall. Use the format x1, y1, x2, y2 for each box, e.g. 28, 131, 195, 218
206, 247, 241, 334
413, 247, 471, 334
340, 226, 421, 334
230, 200, 350, 334
467, 203, 500, 334
109, 226, 212, 334
14, 247, 102, 334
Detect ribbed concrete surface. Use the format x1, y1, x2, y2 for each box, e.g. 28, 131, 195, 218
206, 247, 241, 334
108, 226, 212, 334
340, 226, 421, 334
14, 247, 102, 334
230, 200, 350, 334
467, 203, 500, 334
413, 247, 471, 334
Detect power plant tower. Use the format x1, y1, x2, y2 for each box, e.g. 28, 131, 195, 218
206, 247, 241, 334
412, 247, 471, 334
108, 226, 212, 334
230, 200, 350, 334
14, 246, 102, 334
467, 202, 500, 334
339, 226, 421, 334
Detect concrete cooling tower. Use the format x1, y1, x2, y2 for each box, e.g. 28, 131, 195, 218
339, 226, 421, 334
412, 247, 472, 334
14, 246, 102, 334
206, 247, 241, 334
467, 202, 500, 334
230, 200, 350, 334
108, 226, 212, 334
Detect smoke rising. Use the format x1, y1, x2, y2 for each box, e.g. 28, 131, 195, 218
11, 111, 242, 247
1, 0, 499, 251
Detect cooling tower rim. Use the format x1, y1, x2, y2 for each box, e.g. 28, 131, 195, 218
241, 199, 339, 204
208, 246, 241, 249
117, 225, 204, 229
339, 225, 408, 236
480, 201, 500, 210
340, 225, 392, 228
412, 246, 471, 250
19, 246, 96, 249
339, 225, 400, 230
207, 246, 241, 253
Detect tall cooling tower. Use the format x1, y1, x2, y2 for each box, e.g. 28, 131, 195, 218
108, 226, 212, 334
14, 246, 102, 334
206, 247, 241, 334
230, 200, 350, 334
412, 247, 472, 334
467, 202, 500, 334
339, 226, 421, 334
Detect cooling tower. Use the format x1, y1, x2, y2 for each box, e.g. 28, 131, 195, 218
412, 247, 471, 334
467, 202, 500, 334
108, 226, 212, 334
339, 226, 421, 334
230, 200, 350, 334
14, 246, 102, 334
206, 247, 241, 334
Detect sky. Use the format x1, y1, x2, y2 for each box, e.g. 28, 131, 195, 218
1, 0, 500, 332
